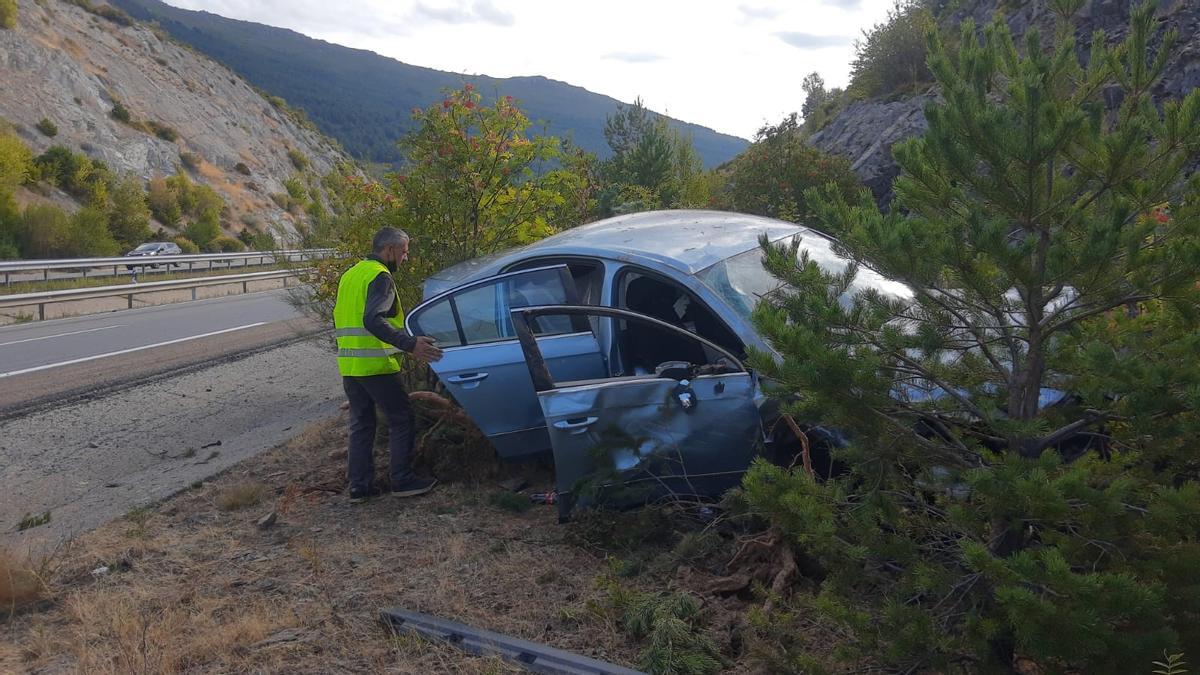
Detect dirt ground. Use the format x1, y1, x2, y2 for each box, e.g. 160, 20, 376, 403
1, 413, 759, 674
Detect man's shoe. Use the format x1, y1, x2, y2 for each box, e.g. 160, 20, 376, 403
349, 486, 384, 504
391, 477, 437, 498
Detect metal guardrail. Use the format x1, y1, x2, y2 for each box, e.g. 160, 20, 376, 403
0, 248, 332, 284
0, 269, 305, 321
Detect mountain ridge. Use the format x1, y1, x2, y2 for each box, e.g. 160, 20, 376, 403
110, 0, 749, 168
0, 0, 349, 237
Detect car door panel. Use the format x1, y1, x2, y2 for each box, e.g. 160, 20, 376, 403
510, 305, 764, 519
407, 266, 607, 459
541, 372, 761, 516
426, 333, 605, 457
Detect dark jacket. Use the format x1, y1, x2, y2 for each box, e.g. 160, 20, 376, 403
362, 254, 416, 353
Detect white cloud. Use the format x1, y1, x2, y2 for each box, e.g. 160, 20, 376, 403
775, 31, 853, 49
602, 52, 665, 63
169, 0, 898, 140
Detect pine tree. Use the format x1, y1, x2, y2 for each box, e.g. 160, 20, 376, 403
743, 2, 1200, 671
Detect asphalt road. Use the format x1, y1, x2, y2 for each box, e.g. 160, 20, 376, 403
0, 289, 321, 411
0, 288, 345, 543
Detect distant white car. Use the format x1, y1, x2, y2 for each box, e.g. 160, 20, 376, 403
124, 242, 182, 269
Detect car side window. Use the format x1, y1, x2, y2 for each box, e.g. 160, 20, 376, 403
408, 266, 585, 349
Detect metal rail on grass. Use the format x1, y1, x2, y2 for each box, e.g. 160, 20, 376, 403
0, 269, 306, 321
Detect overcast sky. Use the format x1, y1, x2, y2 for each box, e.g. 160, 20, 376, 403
167, 0, 898, 141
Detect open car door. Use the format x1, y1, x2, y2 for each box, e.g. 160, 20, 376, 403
406, 266, 607, 458
512, 305, 765, 520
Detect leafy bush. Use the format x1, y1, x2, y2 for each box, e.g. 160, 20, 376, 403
0, 127, 31, 189
65, 0, 133, 26
64, 206, 119, 257
848, 0, 936, 99
35, 118, 57, 138
287, 148, 309, 171
172, 235, 199, 254
31, 146, 111, 205
745, 5, 1200, 672
179, 151, 200, 171
14, 205, 70, 258
0, 0, 15, 30
250, 230, 276, 251
147, 177, 180, 226
184, 210, 220, 247
107, 174, 151, 248
721, 113, 861, 221
206, 235, 244, 253
145, 120, 178, 142
234, 162, 251, 176
283, 174, 308, 202
110, 100, 131, 124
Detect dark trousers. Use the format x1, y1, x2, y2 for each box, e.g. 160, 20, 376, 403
343, 374, 416, 492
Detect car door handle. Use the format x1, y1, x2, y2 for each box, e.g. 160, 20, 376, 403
446, 372, 489, 389
553, 417, 598, 435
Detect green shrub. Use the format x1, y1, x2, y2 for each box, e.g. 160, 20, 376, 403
234, 162, 251, 176
65, 0, 133, 26
250, 231, 276, 251
848, 0, 936, 99
172, 235, 199, 254
15, 204, 71, 258
0, 128, 32, 189
107, 174, 152, 248
283, 174, 308, 201
110, 100, 132, 124
91, 4, 133, 26
287, 148, 309, 171
145, 120, 178, 143
0, 0, 16, 30
65, 207, 119, 257
722, 113, 861, 221
31, 146, 111, 205
184, 210, 220, 247
35, 118, 57, 138
206, 235, 244, 253
147, 177, 180, 226
179, 151, 200, 171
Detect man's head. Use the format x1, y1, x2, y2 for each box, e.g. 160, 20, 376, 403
372, 227, 410, 271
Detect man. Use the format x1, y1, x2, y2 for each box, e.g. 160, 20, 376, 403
333, 226, 444, 503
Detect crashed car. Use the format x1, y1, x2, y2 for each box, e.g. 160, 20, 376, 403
405, 210, 911, 516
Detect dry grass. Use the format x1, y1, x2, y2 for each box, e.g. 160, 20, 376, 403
0, 547, 50, 613
2, 416, 648, 674
214, 481, 267, 511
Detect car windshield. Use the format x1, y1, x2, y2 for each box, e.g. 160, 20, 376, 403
696, 233, 912, 321
134, 244, 160, 252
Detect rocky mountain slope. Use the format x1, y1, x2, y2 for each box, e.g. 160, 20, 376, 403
111, 0, 749, 168
811, 0, 1199, 206
0, 0, 348, 235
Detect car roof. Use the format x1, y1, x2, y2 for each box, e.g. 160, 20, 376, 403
428, 210, 808, 286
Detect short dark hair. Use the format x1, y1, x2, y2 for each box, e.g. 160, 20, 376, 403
372, 227, 410, 253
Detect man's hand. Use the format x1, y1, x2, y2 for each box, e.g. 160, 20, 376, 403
412, 336, 444, 363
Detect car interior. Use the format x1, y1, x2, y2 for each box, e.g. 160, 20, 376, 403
615, 271, 745, 377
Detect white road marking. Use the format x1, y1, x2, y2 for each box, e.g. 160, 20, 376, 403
0, 324, 126, 348
0, 322, 268, 379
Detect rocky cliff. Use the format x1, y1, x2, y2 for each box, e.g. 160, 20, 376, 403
810, 0, 1200, 206
0, 0, 348, 235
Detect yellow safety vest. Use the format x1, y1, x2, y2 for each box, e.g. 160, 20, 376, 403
333, 259, 405, 377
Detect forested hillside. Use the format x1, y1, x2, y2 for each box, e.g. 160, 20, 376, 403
111, 0, 749, 168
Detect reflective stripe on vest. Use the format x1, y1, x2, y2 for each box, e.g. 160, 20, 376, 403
332, 259, 406, 377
